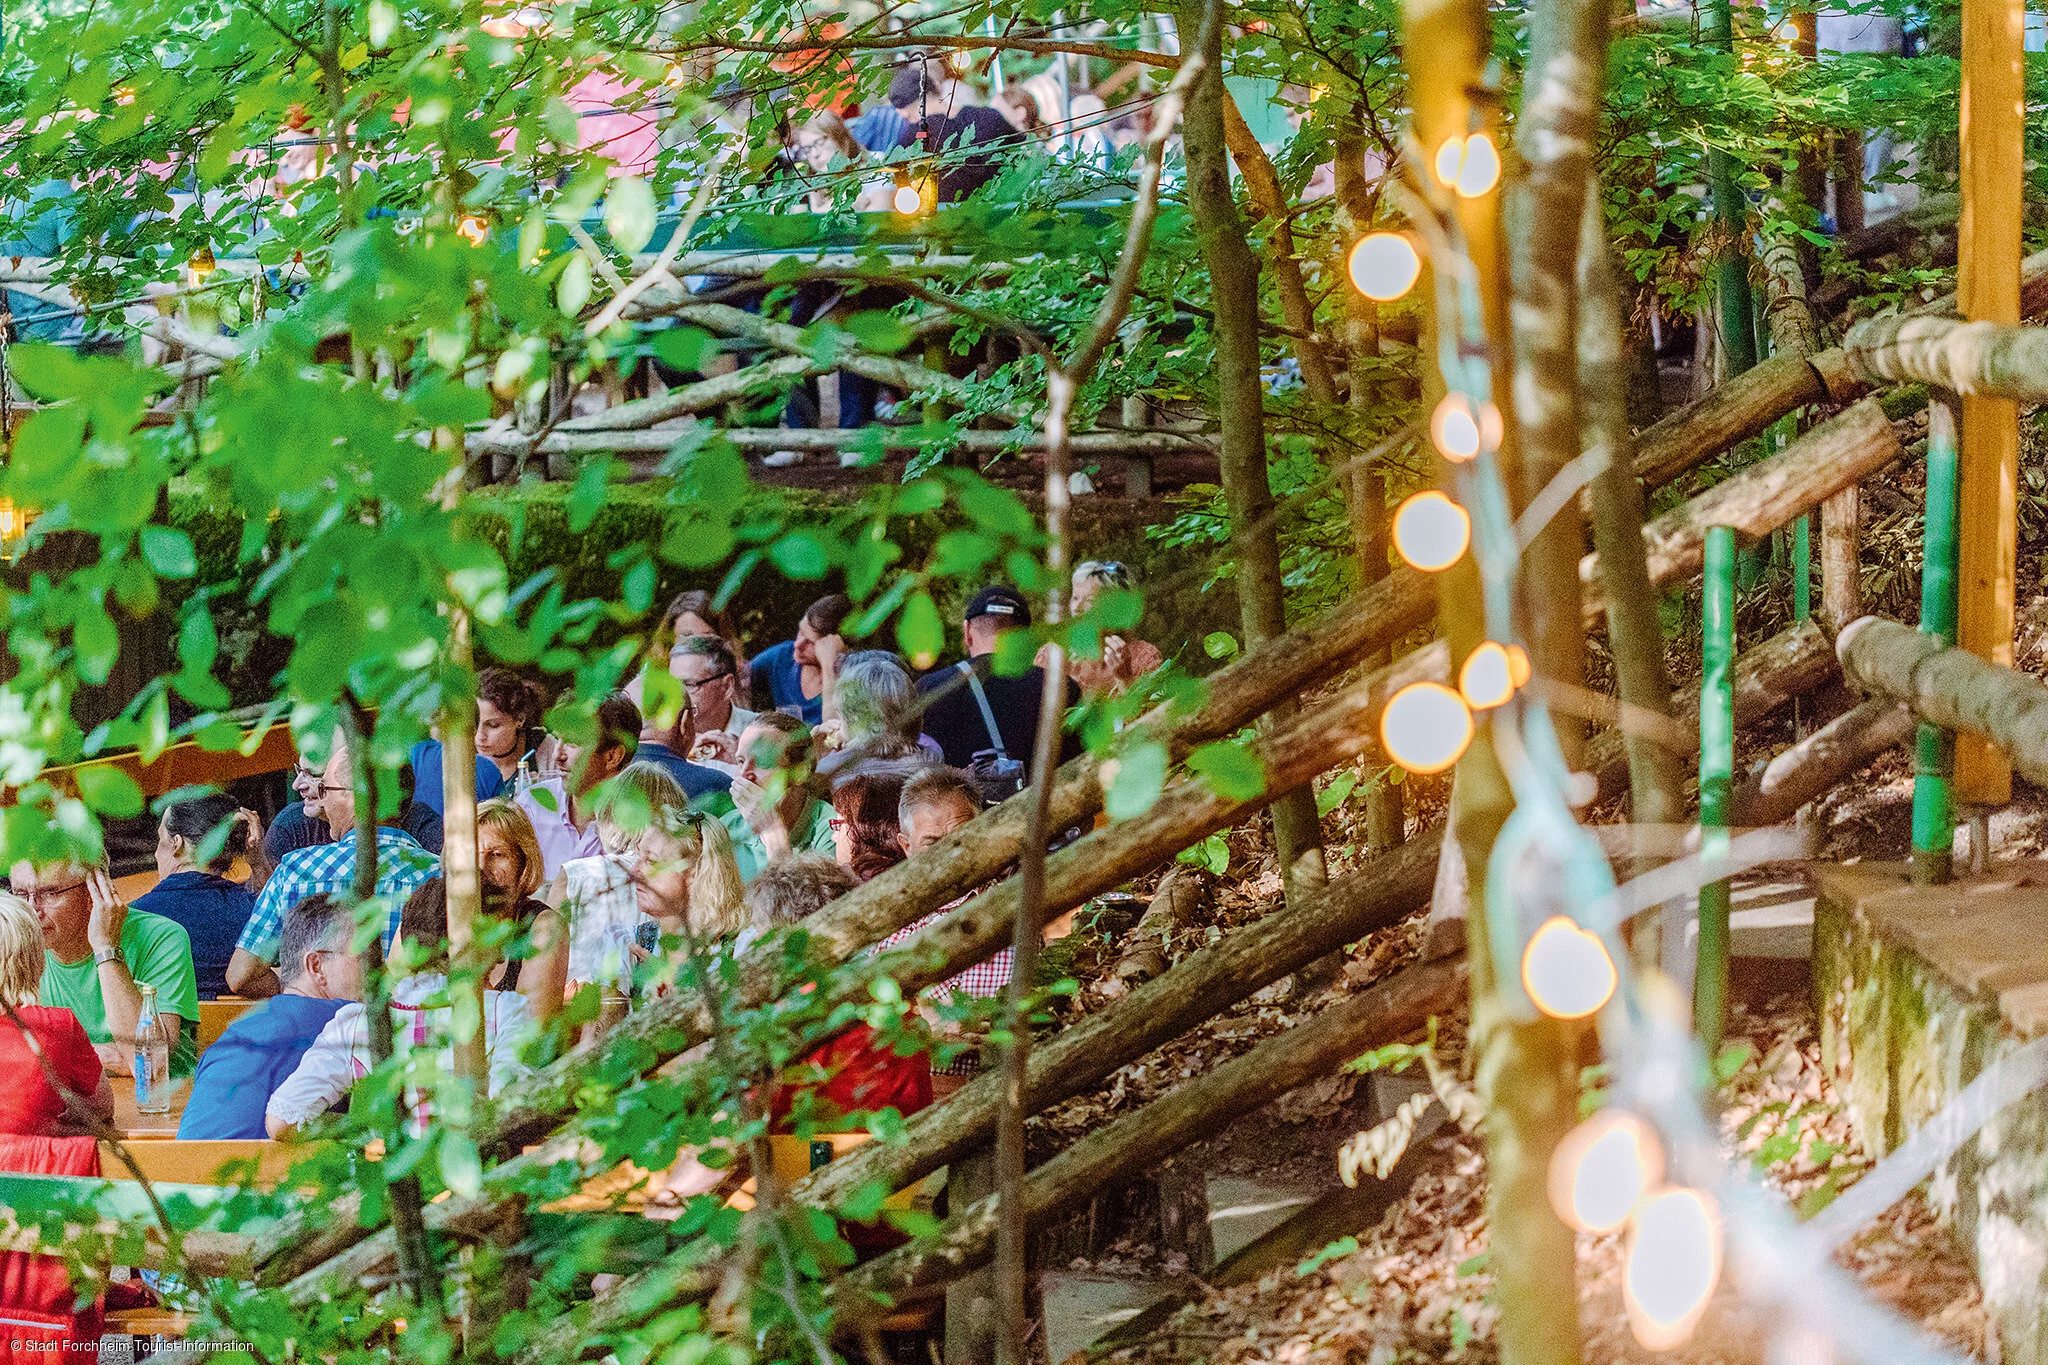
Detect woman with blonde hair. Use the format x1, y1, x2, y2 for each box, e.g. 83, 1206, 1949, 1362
526, 764, 750, 1019
0, 892, 113, 1135
476, 799, 548, 993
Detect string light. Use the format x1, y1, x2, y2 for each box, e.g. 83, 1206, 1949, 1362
185, 247, 217, 287
1458, 640, 1528, 709
1347, 232, 1421, 302
456, 215, 490, 246
1624, 1187, 1722, 1350
1392, 491, 1470, 572
1549, 1110, 1661, 1233
893, 183, 924, 215
1380, 682, 1474, 776
1430, 394, 1500, 462
1454, 132, 1502, 197
1433, 136, 1465, 187
1522, 915, 1617, 1019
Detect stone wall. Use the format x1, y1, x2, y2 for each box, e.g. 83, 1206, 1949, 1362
1813, 862, 2048, 1363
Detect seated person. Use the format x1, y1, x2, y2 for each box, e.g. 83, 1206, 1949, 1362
410, 669, 547, 815
518, 691, 640, 881
265, 750, 442, 860
749, 594, 851, 728
631, 660, 737, 810
476, 799, 551, 997
723, 713, 836, 882
748, 855, 931, 1124
818, 651, 938, 775
266, 879, 534, 1139
179, 894, 360, 1139
227, 728, 441, 998
670, 637, 757, 775
915, 586, 1082, 796
877, 767, 1010, 1091
829, 760, 927, 883
0, 892, 112, 1136
526, 764, 749, 1018
15, 860, 198, 1078
133, 791, 259, 1000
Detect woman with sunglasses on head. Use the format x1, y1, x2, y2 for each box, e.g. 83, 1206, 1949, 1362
1038, 560, 1166, 698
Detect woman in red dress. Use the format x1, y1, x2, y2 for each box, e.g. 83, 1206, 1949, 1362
0, 892, 112, 1136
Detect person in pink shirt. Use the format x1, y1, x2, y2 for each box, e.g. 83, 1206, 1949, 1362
517, 691, 642, 881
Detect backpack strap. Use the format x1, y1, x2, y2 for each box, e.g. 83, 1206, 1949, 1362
956, 660, 1009, 759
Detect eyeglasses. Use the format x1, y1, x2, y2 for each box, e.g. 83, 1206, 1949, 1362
678, 671, 733, 691
22, 882, 85, 909
826, 816, 848, 834
319, 783, 352, 794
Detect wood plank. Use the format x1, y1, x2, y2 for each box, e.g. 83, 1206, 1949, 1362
1954, 0, 2026, 803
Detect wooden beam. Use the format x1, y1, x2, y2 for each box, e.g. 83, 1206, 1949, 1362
1838, 615, 2048, 789
1841, 315, 2048, 399
1954, 0, 2027, 804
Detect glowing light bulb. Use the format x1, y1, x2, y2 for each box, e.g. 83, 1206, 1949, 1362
1522, 916, 1617, 1020
1433, 136, 1465, 187
1380, 682, 1474, 776
1549, 1111, 1661, 1233
1429, 394, 1502, 462
185, 246, 217, 288
1392, 491, 1470, 572
1459, 641, 1526, 710
455, 215, 490, 246
1347, 232, 1420, 302
114, 87, 137, 106
893, 183, 923, 215
1625, 1188, 1721, 1351
1455, 132, 1501, 198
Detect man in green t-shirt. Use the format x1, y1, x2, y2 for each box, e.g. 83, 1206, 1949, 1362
15, 861, 200, 1077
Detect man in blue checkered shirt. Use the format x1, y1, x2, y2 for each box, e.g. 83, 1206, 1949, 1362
225, 731, 439, 997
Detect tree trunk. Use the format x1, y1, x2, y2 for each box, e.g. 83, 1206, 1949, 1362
1581, 398, 1902, 627
834, 957, 1470, 1311
1729, 697, 1915, 827
1838, 615, 2048, 787
794, 833, 1441, 1214
1842, 314, 2048, 400
1507, 0, 1604, 765
1221, 94, 1340, 405
1176, 0, 1326, 903
1579, 191, 1684, 832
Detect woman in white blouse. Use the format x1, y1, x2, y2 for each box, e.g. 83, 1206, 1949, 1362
522, 762, 748, 1023
265, 878, 534, 1139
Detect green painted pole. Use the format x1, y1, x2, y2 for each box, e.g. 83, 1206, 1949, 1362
1793, 514, 1812, 620
1696, 524, 1736, 1052
1912, 395, 1961, 885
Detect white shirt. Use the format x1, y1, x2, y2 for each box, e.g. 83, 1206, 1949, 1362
266, 974, 534, 1134
562, 854, 653, 991
515, 778, 605, 881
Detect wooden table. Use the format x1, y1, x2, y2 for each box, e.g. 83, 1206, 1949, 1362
111, 1078, 191, 1139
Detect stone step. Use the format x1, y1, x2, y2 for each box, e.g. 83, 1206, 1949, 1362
1039, 1271, 1174, 1365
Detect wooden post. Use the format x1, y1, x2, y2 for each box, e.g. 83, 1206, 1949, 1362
1953, 0, 2025, 806
1820, 488, 1861, 625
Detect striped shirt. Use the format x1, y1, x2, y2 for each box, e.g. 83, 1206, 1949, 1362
235, 827, 441, 962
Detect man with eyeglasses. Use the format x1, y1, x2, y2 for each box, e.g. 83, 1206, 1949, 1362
179, 893, 362, 1139
225, 729, 440, 998
13, 862, 199, 1078
672, 637, 756, 776
263, 750, 445, 867
631, 654, 737, 813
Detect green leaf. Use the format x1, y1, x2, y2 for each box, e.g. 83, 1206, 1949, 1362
1203, 631, 1239, 660
1297, 1236, 1358, 1277
1176, 833, 1229, 876
139, 525, 197, 579
1316, 770, 1360, 817
1104, 740, 1167, 820
74, 602, 118, 685
1187, 741, 1266, 801
557, 253, 592, 317
650, 325, 718, 375
518, 206, 547, 267
843, 310, 913, 354
440, 1130, 483, 1200
604, 175, 658, 256
76, 765, 144, 819
622, 557, 656, 615
768, 529, 832, 580
567, 457, 611, 534
895, 590, 944, 669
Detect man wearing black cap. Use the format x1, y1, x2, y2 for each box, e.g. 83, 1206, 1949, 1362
915, 585, 1082, 795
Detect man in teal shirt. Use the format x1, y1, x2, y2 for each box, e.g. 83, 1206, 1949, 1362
15, 861, 200, 1077
722, 714, 837, 881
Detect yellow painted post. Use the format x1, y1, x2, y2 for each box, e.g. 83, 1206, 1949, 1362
1953, 0, 2025, 806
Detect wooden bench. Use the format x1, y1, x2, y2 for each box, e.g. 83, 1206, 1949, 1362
195, 999, 256, 1051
